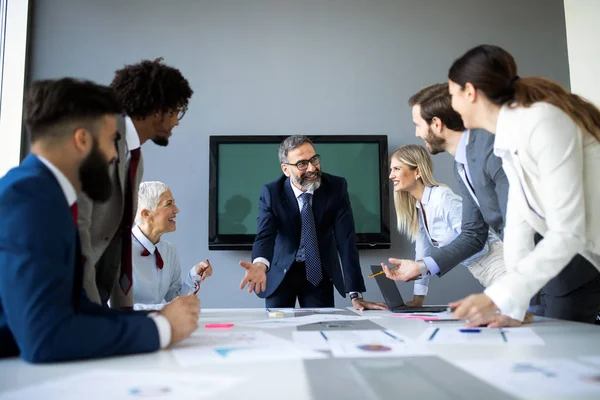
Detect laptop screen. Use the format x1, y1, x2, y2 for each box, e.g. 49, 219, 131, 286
369, 265, 406, 310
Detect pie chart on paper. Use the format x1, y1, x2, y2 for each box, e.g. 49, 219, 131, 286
356, 344, 392, 352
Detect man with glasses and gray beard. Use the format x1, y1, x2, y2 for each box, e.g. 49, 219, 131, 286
239, 135, 387, 310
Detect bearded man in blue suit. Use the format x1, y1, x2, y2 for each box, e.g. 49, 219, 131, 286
0, 78, 199, 362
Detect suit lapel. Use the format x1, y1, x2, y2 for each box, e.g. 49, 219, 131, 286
312, 183, 327, 227
283, 178, 301, 235
116, 115, 128, 200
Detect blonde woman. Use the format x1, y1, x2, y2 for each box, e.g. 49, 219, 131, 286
383, 144, 505, 308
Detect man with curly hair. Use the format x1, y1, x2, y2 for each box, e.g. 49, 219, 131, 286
78, 58, 193, 309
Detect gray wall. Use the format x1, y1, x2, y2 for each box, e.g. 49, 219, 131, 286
28, 0, 570, 308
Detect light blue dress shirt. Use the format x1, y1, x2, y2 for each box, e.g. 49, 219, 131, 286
414, 185, 500, 295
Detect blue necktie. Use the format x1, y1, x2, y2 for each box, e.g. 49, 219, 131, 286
300, 192, 322, 286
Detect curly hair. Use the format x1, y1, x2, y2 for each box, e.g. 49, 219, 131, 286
110, 57, 193, 118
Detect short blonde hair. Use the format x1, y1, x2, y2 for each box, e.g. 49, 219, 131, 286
135, 181, 170, 225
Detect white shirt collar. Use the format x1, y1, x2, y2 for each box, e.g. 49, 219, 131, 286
289, 178, 314, 198
125, 116, 141, 151
454, 130, 469, 164
132, 225, 156, 254
493, 105, 515, 158
416, 186, 433, 209
37, 155, 77, 206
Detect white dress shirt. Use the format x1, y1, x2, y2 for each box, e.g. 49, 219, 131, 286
413, 186, 500, 295
37, 155, 171, 348
132, 225, 199, 310
484, 102, 600, 320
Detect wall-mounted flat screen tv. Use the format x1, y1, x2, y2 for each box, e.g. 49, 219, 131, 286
209, 135, 390, 250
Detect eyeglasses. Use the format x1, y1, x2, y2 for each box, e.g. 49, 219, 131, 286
169, 106, 187, 121
285, 154, 321, 171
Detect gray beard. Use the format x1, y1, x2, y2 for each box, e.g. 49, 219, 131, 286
293, 174, 322, 191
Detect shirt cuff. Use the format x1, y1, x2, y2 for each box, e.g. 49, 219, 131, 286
148, 312, 171, 349
413, 283, 429, 296
252, 257, 270, 272
484, 285, 527, 321
422, 257, 439, 275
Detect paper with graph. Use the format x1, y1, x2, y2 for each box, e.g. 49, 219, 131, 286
0, 370, 242, 400
456, 358, 600, 397
419, 327, 545, 345
171, 330, 326, 365
322, 330, 432, 358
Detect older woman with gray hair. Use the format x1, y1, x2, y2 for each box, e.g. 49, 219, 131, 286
132, 181, 212, 310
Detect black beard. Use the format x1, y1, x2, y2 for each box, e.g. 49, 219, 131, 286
79, 142, 113, 202
152, 137, 169, 147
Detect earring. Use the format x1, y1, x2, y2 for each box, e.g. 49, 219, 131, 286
415, 176, 419, 181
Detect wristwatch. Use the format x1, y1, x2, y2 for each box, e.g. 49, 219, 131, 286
416, 259, 430, 276
349, 292, 363, 300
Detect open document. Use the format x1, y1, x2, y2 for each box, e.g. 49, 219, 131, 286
171, 330, 326, 365
0, 370, 243, 400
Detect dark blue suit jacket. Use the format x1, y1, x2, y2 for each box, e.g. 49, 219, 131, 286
0, 155, 159, 362
252, 173, 366, 298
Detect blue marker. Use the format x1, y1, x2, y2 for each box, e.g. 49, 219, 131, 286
459, 328, 481, 333
428, 328, 440, 341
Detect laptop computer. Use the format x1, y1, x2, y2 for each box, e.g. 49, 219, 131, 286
369, 265, 448, 313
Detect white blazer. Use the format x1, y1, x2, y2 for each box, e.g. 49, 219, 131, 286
484, 102, 600, 320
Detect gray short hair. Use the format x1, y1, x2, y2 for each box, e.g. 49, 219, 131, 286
278, 135, 313, 164
135, 181, 171, 225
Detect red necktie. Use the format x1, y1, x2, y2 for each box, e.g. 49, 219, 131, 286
119, 148, 141, 294
70, 203, 78, 225
141, 248, 164, 269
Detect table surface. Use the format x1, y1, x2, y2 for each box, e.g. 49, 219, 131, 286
0, 308, 599, 400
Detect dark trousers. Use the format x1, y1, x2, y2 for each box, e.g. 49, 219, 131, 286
533, 234, 600, 324
265, 261, 334, 308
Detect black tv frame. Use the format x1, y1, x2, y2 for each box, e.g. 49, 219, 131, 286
209, 135, 391, 250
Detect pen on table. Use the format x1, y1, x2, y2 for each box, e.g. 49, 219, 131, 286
367, 266, 399, 278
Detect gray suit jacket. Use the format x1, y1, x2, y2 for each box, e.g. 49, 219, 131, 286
78, 115, 144, 308
431, 129, 598, 296
429, 129, 504, 276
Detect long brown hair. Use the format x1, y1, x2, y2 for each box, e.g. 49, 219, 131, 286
391, 145, 442, 242
448, 44, 600, 142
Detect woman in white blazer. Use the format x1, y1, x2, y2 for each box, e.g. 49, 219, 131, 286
445, 44, 600, 326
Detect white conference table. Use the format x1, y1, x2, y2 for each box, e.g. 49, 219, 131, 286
0, 308, 599, 400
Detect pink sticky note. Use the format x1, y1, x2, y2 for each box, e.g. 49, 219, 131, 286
205, 323, 234, 329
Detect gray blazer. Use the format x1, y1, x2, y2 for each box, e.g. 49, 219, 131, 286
431, 129, 598, 296
78, 115, 144, 308
429, 129, 505, 276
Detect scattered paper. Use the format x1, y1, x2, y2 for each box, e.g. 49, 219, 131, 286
391, 311, 458, 322
581, 356, 600, 367
323, 330, 432, 358
266, 307, 344, 313
419, 327, 545, 345
171, 330, 326, 365
292, 331, 331, 351
456, 358, 600, 397
0, 370, 242, 400
238, 313, 375, 329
